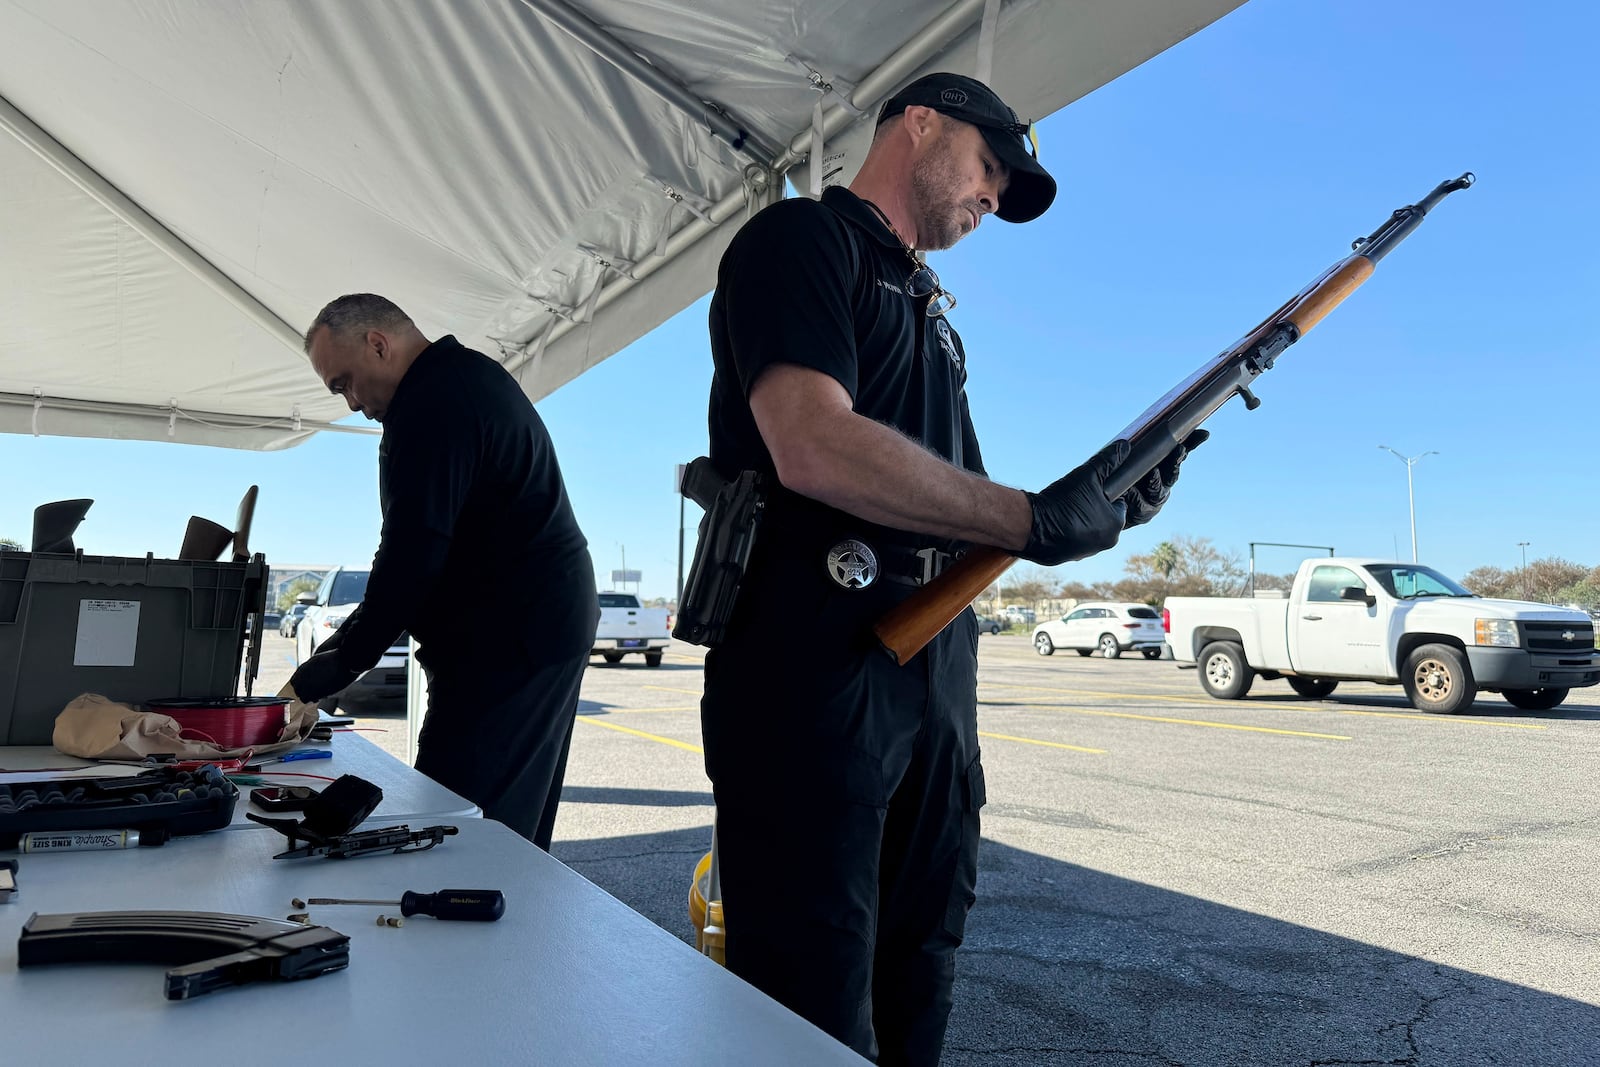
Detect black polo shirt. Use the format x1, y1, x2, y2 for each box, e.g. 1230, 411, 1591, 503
706, 186, 986, 559
333, 335, 597, 674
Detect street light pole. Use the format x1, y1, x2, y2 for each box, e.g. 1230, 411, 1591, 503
1378, 446, 1439, 561
1517, 541, 1530, 599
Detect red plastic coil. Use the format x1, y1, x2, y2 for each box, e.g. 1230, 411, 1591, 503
143, 696, 291, 748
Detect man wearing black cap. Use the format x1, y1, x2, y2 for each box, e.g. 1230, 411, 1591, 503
699, 73, 1201, 1064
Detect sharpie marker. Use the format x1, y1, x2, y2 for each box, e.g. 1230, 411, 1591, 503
19, 828, 168, 852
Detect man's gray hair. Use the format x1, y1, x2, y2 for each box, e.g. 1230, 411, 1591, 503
304, 293, 413, 353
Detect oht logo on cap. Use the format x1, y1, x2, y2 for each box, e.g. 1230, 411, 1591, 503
940, 88, 968, 106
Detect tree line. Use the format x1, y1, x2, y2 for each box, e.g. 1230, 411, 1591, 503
991, 535, 1600, 613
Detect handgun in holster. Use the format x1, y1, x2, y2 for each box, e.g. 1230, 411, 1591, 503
673, 457, 765, 648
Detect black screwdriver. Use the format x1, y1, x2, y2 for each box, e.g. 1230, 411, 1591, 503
300, 889, 505, 921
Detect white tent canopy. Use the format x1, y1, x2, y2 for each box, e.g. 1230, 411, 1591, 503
0, 0, 1244, 450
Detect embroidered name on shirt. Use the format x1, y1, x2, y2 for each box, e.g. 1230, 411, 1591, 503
876, 278, 905, 295
935, 317, 962, 367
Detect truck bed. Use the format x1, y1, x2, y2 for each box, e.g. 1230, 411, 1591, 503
1165, 595, 1290, 668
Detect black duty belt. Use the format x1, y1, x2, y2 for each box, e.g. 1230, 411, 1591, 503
873, 545, 961, 587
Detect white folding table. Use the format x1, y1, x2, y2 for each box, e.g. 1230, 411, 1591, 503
0, 817, 865, 1065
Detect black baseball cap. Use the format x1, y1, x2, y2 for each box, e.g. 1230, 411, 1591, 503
878, 72, 1056, 224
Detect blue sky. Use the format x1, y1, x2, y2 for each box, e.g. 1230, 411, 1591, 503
4, 0, 1595, 598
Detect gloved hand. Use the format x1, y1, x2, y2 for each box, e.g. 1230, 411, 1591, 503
1121, 430, 1209, 528
289, 647, 361, 704
1020, 441, 1132, 567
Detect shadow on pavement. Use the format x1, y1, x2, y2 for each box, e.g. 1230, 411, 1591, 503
555, 827, 1600, 1066
561, 786, 714, 808
1307, 692, 1600, 722
587, 661, 704, 671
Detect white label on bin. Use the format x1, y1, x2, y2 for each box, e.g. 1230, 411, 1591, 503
74, 599, 141, 666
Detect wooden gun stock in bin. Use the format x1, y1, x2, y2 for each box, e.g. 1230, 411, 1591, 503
874, 173, 1476, 667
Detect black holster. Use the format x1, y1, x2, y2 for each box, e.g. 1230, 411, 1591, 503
672, 457, 765, 648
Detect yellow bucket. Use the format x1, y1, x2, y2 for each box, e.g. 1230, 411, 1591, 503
688, 851, 726, 966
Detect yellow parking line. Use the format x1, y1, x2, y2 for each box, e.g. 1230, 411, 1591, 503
980, 682, 1546, 730
575, 715, 703, 753
978, 730, 1105, 754
644, 686, 703, 696
994, 701, 1351, 740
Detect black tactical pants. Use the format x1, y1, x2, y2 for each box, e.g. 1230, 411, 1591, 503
703, 576, 984, 1066
414, 652, 587, 850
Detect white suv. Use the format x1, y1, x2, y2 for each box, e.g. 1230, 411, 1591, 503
1032, 602, 1166, 660
295, 566, 409, 713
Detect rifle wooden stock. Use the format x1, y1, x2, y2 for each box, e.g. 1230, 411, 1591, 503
872, 173, 1473, 666
876, 546, 1013, 665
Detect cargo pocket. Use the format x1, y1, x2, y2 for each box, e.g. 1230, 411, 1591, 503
941, 751, 986, 942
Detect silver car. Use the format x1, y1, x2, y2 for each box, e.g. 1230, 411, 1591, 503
1032, 602, 1166, 660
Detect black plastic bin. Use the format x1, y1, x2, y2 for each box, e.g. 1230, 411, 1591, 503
0, 552, 267, 744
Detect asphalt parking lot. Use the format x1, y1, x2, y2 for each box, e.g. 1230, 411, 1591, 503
263, 632, 1600, 1065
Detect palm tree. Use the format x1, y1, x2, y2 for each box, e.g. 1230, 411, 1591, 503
1151, 541, 1179, 582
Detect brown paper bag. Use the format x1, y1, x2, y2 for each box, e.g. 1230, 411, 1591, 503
52, 692, 322, 761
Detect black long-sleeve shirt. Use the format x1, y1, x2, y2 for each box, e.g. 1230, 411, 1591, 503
333, 335, 597, 675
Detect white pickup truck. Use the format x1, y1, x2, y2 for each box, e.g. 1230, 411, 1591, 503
1164, 557, 1600, 713
592, 591, 671, 667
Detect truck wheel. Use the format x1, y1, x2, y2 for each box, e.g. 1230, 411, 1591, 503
1502, 687, 1568, 711
1034, 633, 1055, 656
1287, 677, 1338, 699
1403, 644, 1477, 714
644, 652, 663, 668
1141, 648, 1163, 661
1198, 641, 1253, 699
602, 652, 623, 664
1097, 634, 1122, 659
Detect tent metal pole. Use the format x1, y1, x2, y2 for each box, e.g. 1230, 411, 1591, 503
502, 0, 989, 380
516, 0, 784, 164
0, 92, 306, 355
0, 390, 378, 437
770, 0, 987, 173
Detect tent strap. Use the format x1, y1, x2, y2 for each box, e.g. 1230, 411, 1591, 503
976, 0, 1002, 84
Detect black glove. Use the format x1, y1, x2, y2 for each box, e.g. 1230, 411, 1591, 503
290, 647, 362, 703
1020, 441, 1132, 567
1121, 429, 1209, 528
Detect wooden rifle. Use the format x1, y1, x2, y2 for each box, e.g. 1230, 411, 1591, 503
874, 173, 1476, 665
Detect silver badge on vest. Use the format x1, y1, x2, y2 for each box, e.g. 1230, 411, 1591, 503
827, 539, 879, 589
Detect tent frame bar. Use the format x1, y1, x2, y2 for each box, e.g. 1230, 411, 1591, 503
501, 0, 989, 378
0, 390, 379, 437
0, 92, 305, 355
516, 0, 785, 164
